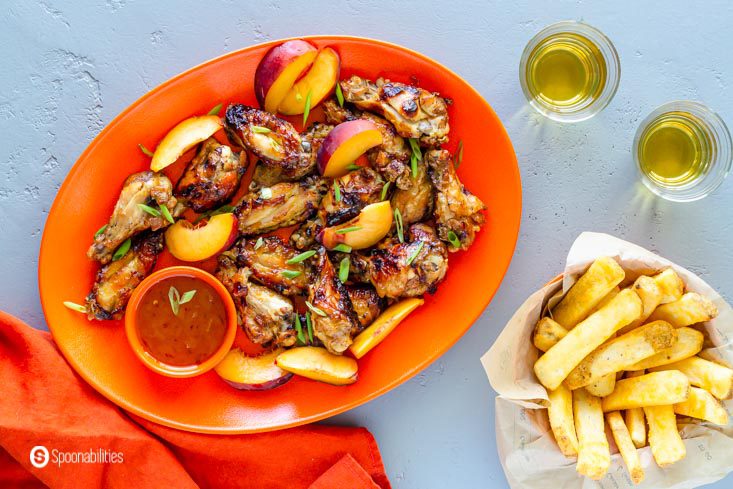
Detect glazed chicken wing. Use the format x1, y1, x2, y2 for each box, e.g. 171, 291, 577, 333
339, 76, 450, 147
390, 158, 434, 225
87, 171, 181, 264
320, 167, 385, 226
345, 284, 385, 331
175, 137, 247, 213
86, 231, 164, 320
308, 248, 359, 354
426, 149, 486, 251
216, 253, 297, 348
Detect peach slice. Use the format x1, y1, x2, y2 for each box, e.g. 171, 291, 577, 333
349, 298, 424, 359
165, 213, 238, 262
317, 120, 383, 177
255, 40, 318, 113
275, 347, 358, 386
215, 348, 293, 390
150, 115, 223, 172
278, 47, 340, 115
319, 201, 392, 250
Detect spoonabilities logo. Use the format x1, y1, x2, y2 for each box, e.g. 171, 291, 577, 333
30, 446, 49, 468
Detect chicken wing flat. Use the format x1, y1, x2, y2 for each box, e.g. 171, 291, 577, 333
320, 167, 384, 226
86, 231, 164, 320
308, 248, 359, 354
426, 149, 486, 251
88, 171, 181, 264
229, 236, 313, 296
345, 284, 385, 331
216, 253, 296, 348
235, 178, 326, 236
390, 158, 434, 225
175, 137, 247, 213
339, 76, 450, 147
363, 223, 448, 299
323, 99, 412, 189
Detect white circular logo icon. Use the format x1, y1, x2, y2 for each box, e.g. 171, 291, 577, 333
30, 446, 49, 468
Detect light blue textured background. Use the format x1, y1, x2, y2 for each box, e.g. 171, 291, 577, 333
1, 1, 732, 488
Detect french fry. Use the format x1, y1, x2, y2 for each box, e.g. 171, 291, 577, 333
606, 411, 645, 485
647, 292, 718, 327
601, 371, 689, 412
548, 383, 579, 457
551, 257, 625, 329
589, 286, 620, 314
624, 371, 647, 449
573, 389, 610, 480
653, 268, 685, 304
644, 405, 686, 467
674, 386, 729, 425
651, 356, 733, 399
565, 321, 676, 389
534, 289, 642, 390
617, 276, 662, 335
586, 373, 616, 397
627, 327, 703, 370
533, 317, 567, 352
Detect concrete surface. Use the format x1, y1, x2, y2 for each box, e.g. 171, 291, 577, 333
2, 1, 732, 487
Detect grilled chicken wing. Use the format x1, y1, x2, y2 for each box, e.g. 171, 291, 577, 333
320, 167, 384, 226
290, 217, 322, 250
175, 138, 247, 213
339, 76, 450, 147
426, 149, 485, 251
308, 248, 359, 354
88, 171, 181, 264
216, 253, 297, 348
323, 99, 413, 189
345, 284, 385, 331
86, 231, 164, 320
229, 237, 313, 296
235, 178, 326, 235
390, 158, 433, 225
362, 223, 448, 299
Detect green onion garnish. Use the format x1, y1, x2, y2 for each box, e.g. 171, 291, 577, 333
454, 140, 464, 168
194, 204, 234, 223
408, 138, 423, 160
207, 103, 223, 116
286, 250, 316, 264
380, 181, 391, 201
345, 163, 361, 171
333, 244, 352, 253
306, 311, 314, 343
334, 180, 341, 202
63, 301, 87, 314
410, 152, 418, 179
335, 226, 362, 234
168, 286, 196, 316
305, 300, 327, 317
137, 203, 161, 217
302, 89, 313, 127
260, 187, 273, 199
281, 270, 302, 279
447, 230, 461, 248
251, 125, 271, 134
394, 208, 404, 243
94, 224, 107, 238
159, 204, 174, 224
335, 82, 344, 107
406, 241, 424, 265
112, 238, 131, 261
338, 257, 350, 283
295, 314, 306, 344
180, 290, 196, 304
254, 237, 264, 250
138, 143, 155, 157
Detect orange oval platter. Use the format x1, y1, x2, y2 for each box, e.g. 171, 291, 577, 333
38, 36, 521, 433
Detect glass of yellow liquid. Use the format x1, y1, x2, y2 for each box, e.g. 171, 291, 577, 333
634, 101, 731, 201
520, 21, 620, 122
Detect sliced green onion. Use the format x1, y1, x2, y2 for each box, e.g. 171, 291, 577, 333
332, 243, 352, 253
306, 311, 314, 344
302, 89, 313, 127
410, 152, 418, 179
380, 181, 391, 201
335, 82, 344, 107
454, 140, 464, 168
260, 187, 273, 199
254, 237, 264, 250
194, 204, 235, 223
447, 230, 461, 248
338, 256, 350, 283
138, 143, 155, 157
112, 238, 132, 261
94, 224, 107, 238
137, 203, 161, 217
394, 208, 404, 243
271, 138, 283, 151
159, 204, 174, 224
406, 241, 424, 265
286, 250, 316, 264
294, 314, 306, 344
305, 300, 327, 317
345, 163, 361, 171
179, 290, 197, 304
168, 286, 181, 315
295, 92, 303, 102
335, 226, 362, 234
207, 103, 223, 116
408, 138, 423, 160
281, 270, 302, 279
251, 125, 271, 134
63, 301, 87, 314
333, 180, 341, 202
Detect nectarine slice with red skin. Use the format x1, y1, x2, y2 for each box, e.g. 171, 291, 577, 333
255, 40, 318, 113
319, 201, 393, 250
276, 347, 358, 386
215, 348, 293, 391
278, 47, 340, 115
165, 213, 238, 262
317, 120, 383, 177
150, 115, 223, 172
349, 298, 424, 359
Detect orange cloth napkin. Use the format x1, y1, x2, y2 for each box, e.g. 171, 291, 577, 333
0, 311, 390, 489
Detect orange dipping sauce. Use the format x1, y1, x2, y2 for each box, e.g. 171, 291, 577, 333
135, 275, 228, 367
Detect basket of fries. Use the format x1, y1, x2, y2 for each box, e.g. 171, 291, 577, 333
483, 232, 733, 488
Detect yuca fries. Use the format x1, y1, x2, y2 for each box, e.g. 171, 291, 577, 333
618, 276, 662, 335
534, 289, 642, 390
651, 356, 733, 400
585, 372, 615, 397
601, 370, 690, 412
644, 405, 686, 467
547, 383, 578, 457
573, 389, 610, 480
551, 256, 625, 329
652, 268, 685, 304
624, 370, 647, 449
648, 292, 718, 327
606, 411, 645, 485
627, 327, 703, 370
533, 317, 567, 353
674, 386, 729, 425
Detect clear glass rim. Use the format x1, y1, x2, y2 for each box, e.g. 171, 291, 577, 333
633, 101, 732, 202
519, 20, 621, 123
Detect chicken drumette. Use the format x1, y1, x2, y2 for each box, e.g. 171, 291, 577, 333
390, 157, 434, 225
345, 284, 385, 331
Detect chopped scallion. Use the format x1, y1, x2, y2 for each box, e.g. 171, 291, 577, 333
63, 301, 87, 314
406, 241, 424, 265
137, 203, 161, 217
335, 226, 362, 234
338, 256, 350, 283
306, 311, 314, 343
305, 300, 327, 317
295, 314, 306, 344
345, 163, 361, 171
138, 143, 154, 157
94, 224, 107, 238
394, 208, 404, 243
207, 103, 223, 116
260, 187, 273, 200
332, 244, 352, 253
302, 90, 312, 127
112, 238, 131, 261
254, 237, 264, 250
286, 250, 316, 264
335, 82, 344, 107
447, 230, 461, 248
159, 204, 174, 224
380, 181, 391, 201
333, 180, 341, 202
281, 270, 302, 279
251, 125, 271, 134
